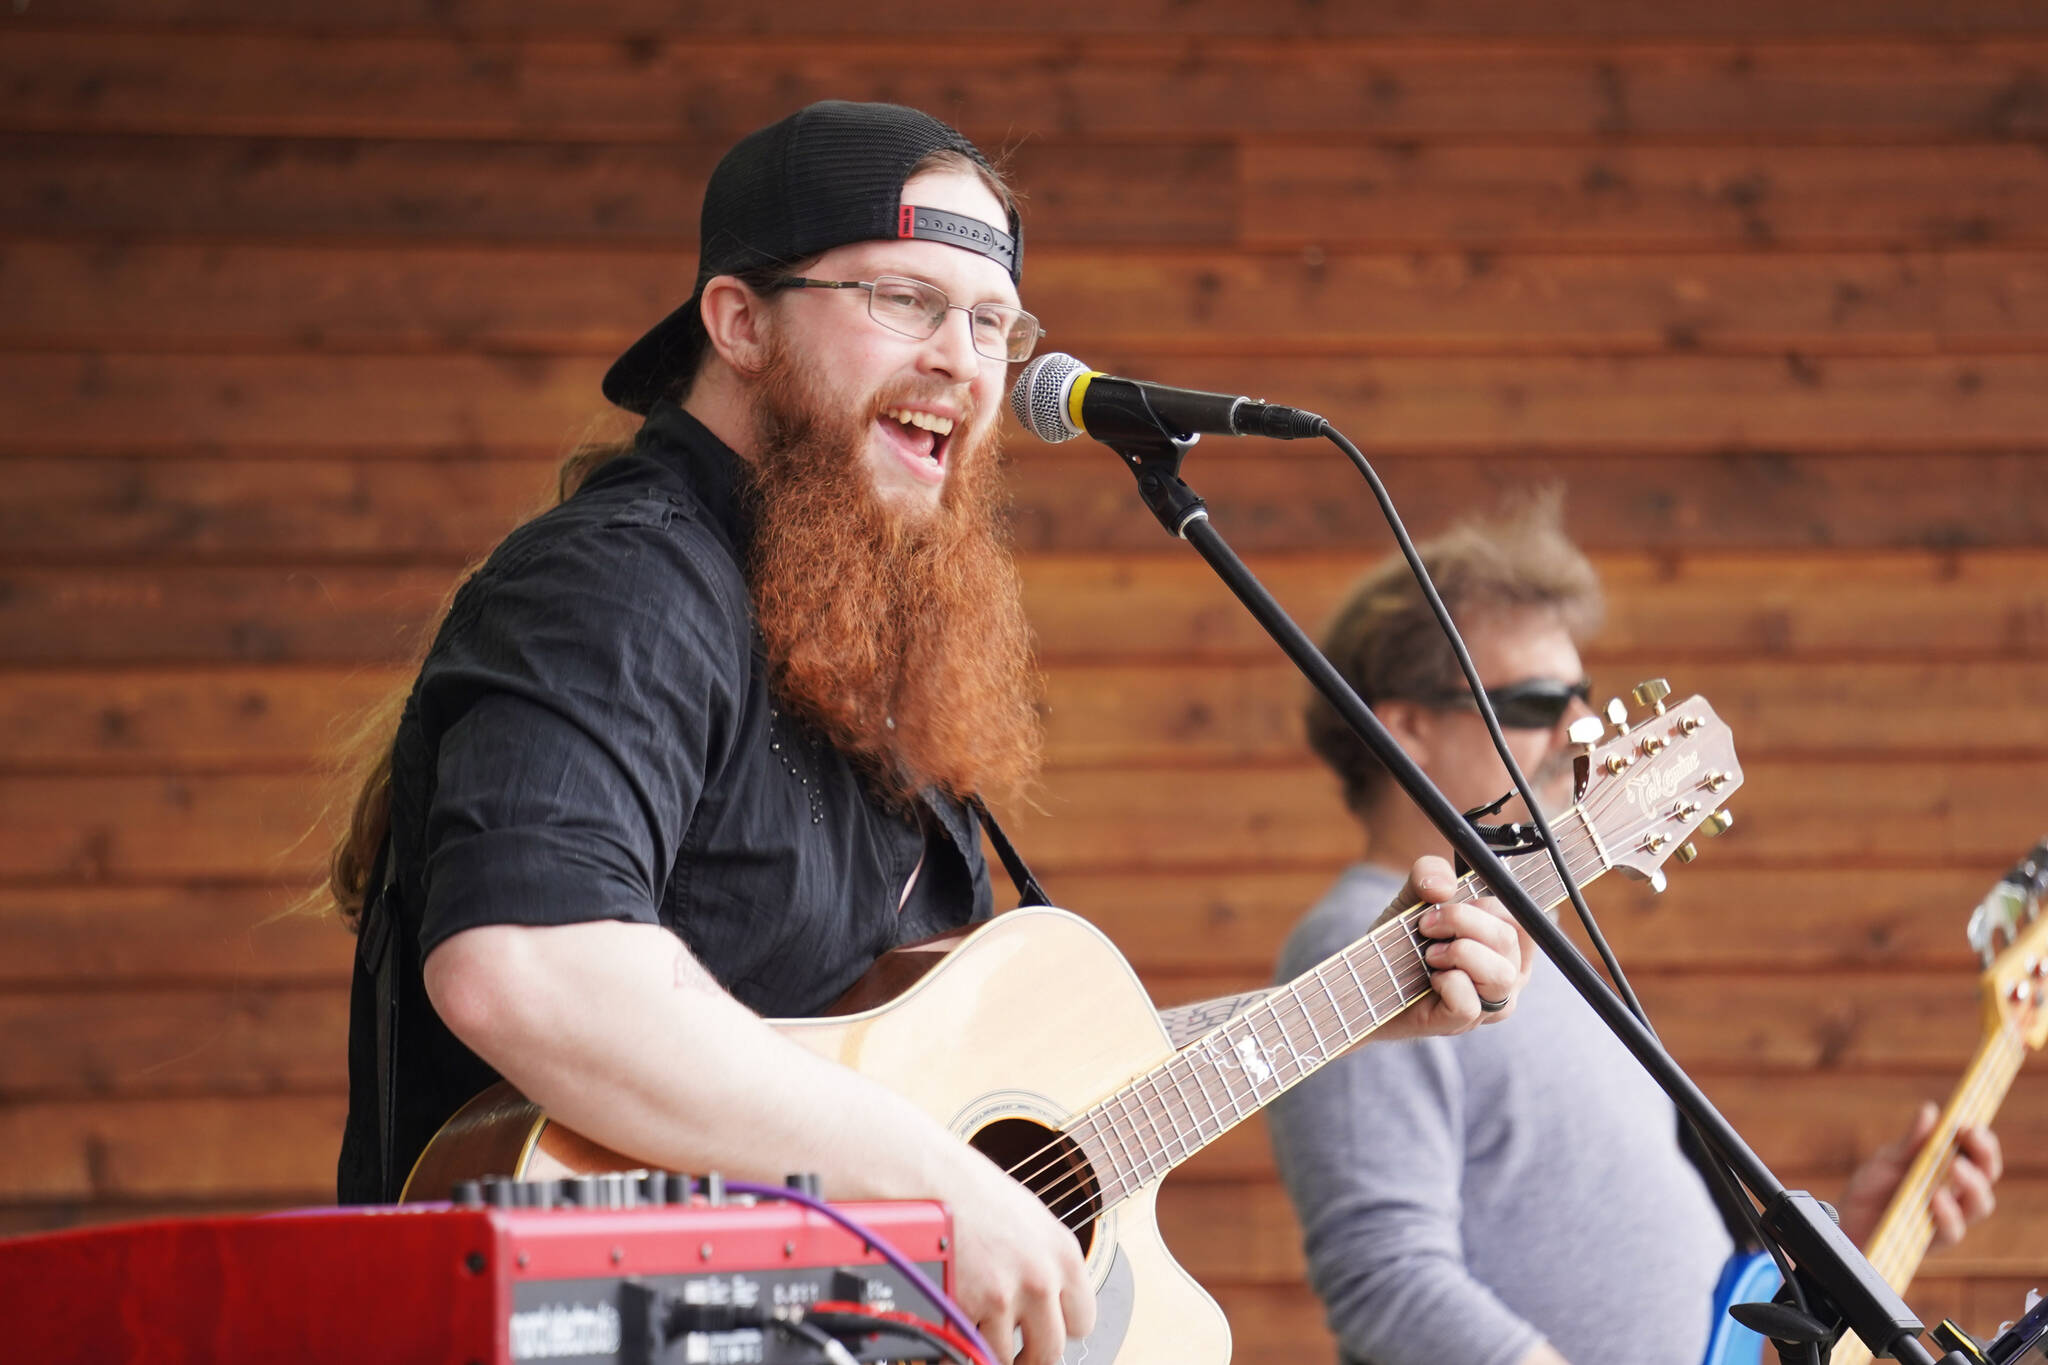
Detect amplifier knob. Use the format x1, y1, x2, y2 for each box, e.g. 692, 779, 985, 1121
452, 1180, 484, 1207
567, 1174, 598, 1207
483, 1176, 515, 1208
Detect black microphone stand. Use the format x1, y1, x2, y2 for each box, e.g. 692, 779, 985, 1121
1099, 424, 1967, 1365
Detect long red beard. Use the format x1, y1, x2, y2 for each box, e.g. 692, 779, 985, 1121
739, 342, 1044, 808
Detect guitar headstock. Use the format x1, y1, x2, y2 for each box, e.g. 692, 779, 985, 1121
1969, 838, 2048, 1050
1571, 681, 1744, 891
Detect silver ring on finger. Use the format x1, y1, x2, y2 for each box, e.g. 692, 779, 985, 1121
1477, 994, 1511, 1014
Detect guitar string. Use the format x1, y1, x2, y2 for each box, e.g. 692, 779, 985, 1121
1014, 895, 1447, 1226
1007, 766, 1709, 1226
1860, 1018, 2025, 1289
1836, 1024, 2031, 1365
1023, 755, 1720, 1224
1012, 793, 1656, 1225
1007, 874, 1461, 1218
997, 816, 1606, 1213
1012, 813, 1653, 1228
1028, 839, 1618, 1230
1877, 1025, 2021, 1283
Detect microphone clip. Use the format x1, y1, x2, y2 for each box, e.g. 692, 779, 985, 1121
1104, 429, 1210, 540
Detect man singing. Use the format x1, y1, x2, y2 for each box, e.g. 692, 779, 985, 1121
323, 101, 1530, 1365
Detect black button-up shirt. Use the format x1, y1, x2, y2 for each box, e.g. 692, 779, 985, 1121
340, 402, 994, 1202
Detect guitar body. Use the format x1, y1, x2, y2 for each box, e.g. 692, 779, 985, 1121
1700, 1250, 1774, 1365
405, 906, 1231, 1365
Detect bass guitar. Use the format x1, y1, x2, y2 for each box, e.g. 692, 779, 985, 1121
1703, 837, 2048, 1365
407, 687, 1743, 1365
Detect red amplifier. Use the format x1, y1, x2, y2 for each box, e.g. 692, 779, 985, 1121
0, 1176, 954, 1364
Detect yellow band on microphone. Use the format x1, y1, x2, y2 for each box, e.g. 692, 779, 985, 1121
1068, 371, 1099, 432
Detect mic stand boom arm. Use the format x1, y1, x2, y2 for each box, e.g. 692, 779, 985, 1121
1103, 427, 1951, 1365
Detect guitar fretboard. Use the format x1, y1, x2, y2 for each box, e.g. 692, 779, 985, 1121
1828, 1020, 2030, 1365
1060, 805, 1616, 1209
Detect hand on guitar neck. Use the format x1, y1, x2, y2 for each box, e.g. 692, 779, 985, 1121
1373, 855, 1537, 1040
1835, 1101, 2002, 1251
1157, 856, 1535, 1048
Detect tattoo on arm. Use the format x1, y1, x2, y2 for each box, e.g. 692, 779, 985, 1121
1158, 991, 1271, 1049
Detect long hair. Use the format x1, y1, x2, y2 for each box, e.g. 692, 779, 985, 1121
318, 415, 638, 932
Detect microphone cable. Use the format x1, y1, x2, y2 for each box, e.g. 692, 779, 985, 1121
1005, 348, 1814, 1352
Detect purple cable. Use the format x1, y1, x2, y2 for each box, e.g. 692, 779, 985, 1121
721, 1178, 997, 1365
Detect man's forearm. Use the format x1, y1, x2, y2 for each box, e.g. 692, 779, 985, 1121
424, 918, 988, 1205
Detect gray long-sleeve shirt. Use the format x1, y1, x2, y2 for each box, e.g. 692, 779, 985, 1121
1268, 863, 1734, 1365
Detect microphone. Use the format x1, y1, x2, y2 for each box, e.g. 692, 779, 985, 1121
1009, 352, 1326, 445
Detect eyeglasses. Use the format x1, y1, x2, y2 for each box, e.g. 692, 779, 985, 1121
1418, 677, 1594, 730
773, 275, 1044, 364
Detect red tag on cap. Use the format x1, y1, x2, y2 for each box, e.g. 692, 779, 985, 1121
898, 206, 916, 237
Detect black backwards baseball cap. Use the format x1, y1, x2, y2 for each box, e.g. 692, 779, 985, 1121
602, 100, 1024, 416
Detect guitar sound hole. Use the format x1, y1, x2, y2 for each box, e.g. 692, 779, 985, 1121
970, 1117, 1102, 1257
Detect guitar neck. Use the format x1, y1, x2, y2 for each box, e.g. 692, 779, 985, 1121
1829, 1022, 2029, 1365
1069, 810, 1614, 1209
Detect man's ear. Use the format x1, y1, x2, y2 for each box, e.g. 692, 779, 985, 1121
1376, 699, 1434, 769
699, 275, 772, 375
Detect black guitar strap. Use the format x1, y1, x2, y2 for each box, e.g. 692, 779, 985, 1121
969, 796, 1051, 908
353, 835, 402, 1202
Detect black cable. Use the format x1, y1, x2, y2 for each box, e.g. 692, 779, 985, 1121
1318, 421, 1815, 1357
801, 1310, 973, 1365
770, 1314, 861, 1365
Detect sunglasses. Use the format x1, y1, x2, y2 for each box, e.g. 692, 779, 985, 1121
1417, 676, 1594, 730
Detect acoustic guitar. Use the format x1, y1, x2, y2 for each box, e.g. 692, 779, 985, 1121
406, 689, 1743, 1365
1703, 837, 2048, 1365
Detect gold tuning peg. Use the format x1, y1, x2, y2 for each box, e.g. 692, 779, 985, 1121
1567, 715, 1605, 746
1674, 842, 1699, 864
1702, 809, 1734, 837
1631, 678, 1672, 714
1604, 697, 1629, 734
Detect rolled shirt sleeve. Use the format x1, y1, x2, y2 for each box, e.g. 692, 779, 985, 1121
411, 497, 752, 956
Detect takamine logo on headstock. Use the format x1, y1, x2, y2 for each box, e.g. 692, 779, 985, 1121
1623, 751, 1702, 811
1569, 679, 1744, 888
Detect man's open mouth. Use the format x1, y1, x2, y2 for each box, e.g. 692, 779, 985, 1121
878, 405, 955, 472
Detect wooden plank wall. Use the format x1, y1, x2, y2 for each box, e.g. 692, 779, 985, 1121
4, 1, 2048, 1355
